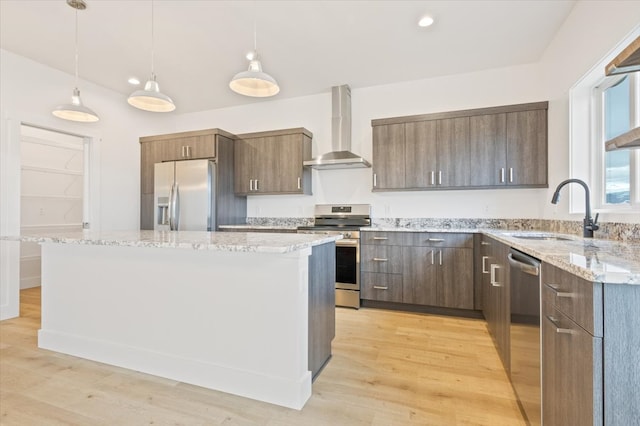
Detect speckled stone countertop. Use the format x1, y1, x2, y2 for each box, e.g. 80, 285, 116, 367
2, 230, 340, 254
361, 227, 640, 285
219, 225, 298, 231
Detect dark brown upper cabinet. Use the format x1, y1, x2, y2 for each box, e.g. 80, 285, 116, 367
371, 101, 548, 191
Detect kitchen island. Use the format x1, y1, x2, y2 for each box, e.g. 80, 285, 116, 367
5, 230, 339, 410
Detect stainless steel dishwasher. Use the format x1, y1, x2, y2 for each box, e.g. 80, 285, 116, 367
508, 248, 541, 426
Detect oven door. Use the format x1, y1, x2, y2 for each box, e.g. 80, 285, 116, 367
336, 238, 359, 290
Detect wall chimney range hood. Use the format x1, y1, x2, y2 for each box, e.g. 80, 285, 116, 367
304, 85, 371, 169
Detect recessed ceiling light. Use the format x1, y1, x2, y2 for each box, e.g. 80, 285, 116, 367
418, 16, 434, 27
128, 77, 140, 85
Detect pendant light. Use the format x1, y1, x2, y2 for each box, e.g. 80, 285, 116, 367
229, 23, 280, 97
52, 0, 99, 123
127, 0, 175, 112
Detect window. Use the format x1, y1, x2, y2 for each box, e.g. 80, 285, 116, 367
593, 71, 639, 211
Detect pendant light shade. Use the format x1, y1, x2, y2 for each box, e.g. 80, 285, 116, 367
128, 73, 175, 112
230, 51, 280, 97
230, 23, 280, 98
52, 0, 99, 123
127, 0, 175, 112
53, 88, 99, 122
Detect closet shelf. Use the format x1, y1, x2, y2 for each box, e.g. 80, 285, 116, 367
21, 223, 83, 230
21, 194, 82, 200
21, 165, 82, 176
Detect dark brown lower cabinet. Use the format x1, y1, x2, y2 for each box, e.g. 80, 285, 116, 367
361, 272, 403, 303
307, 242, 336, 379
481, 235, 510, 371
540, 262, 640, 425
401, 246, 437, 305
541, 304, 602, 426
361, 231, 474, 310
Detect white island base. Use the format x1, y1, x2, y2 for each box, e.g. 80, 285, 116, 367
37, 239, 333, 410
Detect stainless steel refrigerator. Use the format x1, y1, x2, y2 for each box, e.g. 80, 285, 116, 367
154, 159, 217, 231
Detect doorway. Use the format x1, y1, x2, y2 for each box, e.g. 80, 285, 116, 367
19, 124, 89, 290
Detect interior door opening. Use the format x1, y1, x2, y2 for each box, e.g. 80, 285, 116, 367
19, 124, 89, 292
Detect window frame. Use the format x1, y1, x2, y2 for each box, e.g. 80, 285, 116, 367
568, 25, 640, 218
592, 72, 640, 212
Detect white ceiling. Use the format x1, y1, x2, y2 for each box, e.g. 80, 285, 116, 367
0, 0, 576, 114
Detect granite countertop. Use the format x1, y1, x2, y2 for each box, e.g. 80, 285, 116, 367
361, 227, 640, 285
219, 225, 298, 231
362, 226, 478, 233
2, 230, 340, 254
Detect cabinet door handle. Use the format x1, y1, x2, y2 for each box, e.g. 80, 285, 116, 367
373, 286, 388, 290
509, 167, 513, 183
181, 146, 185, 158
500, 168, 505, 183
438, 170, 442, 185
431, 250, 434, 265
547, 284, 573, 298
297, 177, 301, 190
545, 315, 574, 335
482, 256, 489, 274
255, 179, 259, 191
481, 241, 490, 246
430, 171, 435, 185
373, 258, 388, 262
490, 264, 501, 286
373, 237, 388, 241
438, 250, 442, 266
427, 238, 444, 242
373, 173, 377, 187
249, 179, 254, 191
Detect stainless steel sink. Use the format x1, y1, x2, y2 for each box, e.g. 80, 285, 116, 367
512, 234, 574, 241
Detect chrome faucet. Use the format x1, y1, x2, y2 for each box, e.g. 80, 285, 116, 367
551, 179, 599, 238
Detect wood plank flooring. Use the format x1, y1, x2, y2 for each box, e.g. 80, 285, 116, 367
0, 287, 525, 425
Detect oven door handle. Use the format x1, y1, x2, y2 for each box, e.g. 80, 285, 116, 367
336, 239, 359, 247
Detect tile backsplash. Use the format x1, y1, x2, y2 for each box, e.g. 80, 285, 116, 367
246, 217, 640, 243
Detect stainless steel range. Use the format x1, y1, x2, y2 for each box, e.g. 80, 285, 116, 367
298, 204, 371, 309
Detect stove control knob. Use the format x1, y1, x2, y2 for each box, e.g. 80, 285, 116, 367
344, 232, 352, 239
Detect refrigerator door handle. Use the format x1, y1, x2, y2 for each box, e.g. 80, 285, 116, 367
171, 183, 180, 230
168, 183, 175, 230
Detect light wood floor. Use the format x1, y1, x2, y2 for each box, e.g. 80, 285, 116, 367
0, 287, 525, 425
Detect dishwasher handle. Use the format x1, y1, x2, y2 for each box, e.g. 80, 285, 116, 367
508, 251, 540, 276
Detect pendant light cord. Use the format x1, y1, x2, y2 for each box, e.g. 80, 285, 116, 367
74, 6, 79, 88
151, 0, 155, 77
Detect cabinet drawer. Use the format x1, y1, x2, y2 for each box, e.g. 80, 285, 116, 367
403, 232, 473, 248
541, 263, 603, 337
360, 231, 404, 246
361, 246, 402, 273
361, 272, 403, 302
541, 305, 602, 426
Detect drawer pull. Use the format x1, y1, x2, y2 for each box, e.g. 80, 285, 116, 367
427, 238, 445, 242
373, 237, 388, 241
490, 264, 501, 287
373, 258, 388, 262
373, 286, 388, 290
545, 315, 574, 335
547, 284, 573, 298
481, 241, 490, 246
